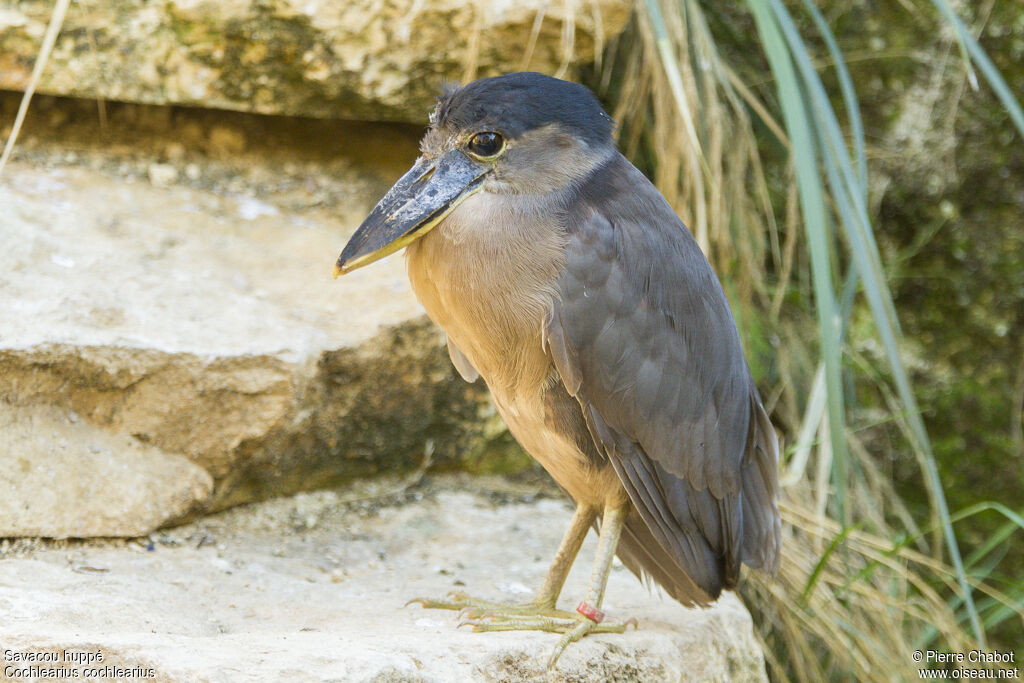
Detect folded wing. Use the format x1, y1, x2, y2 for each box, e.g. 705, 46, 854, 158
544, 156, 780, 603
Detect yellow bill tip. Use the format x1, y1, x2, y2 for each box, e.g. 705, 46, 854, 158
332, 262, 346, 279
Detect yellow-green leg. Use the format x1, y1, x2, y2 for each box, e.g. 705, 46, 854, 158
409, 501, 637, 670
546, 502, 631, 668
533, 502, 598, 607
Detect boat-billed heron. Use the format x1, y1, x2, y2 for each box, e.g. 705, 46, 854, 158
335, 72, 780, 666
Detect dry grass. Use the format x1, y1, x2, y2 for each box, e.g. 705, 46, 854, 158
584, 1, 1021, 679
603, 2, 782, 322
0, 0, 71, 176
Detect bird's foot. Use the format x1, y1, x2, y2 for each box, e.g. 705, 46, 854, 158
406, 590, 575, 620
407, 591, 637, 669
463, 611, 637, 669
409, 592, 637, 669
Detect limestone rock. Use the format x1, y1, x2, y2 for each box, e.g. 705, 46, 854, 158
0, 0, 632, 122
0, 484, 769, 681
0, 405, 212, 538
0, 117, 519, 537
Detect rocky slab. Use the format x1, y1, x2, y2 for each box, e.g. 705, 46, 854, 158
0, 404, 213, 537
0, 118, 520, 536
0, 0, 631, 122
0, 481, 769, 682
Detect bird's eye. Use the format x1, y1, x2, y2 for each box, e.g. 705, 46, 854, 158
467, 132, 505, 158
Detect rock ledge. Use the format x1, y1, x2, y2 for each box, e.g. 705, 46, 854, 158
0, 481, 768, 682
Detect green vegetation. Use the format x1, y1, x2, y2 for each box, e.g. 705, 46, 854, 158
586, 0, 1024, 678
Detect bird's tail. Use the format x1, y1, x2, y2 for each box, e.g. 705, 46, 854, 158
614, 394, 780, 605
739, 397, 781, 575
615, 513, 717, 607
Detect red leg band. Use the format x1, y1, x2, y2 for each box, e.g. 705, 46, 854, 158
576, 601, 605, 623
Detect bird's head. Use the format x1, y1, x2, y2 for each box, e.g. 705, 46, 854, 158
334, 72, 615, 276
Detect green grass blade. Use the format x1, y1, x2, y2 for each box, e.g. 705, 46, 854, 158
929, 0, 1024, 140
767, 0, 986, 646
964, 520, 1016, 570
978, 592, 1024, 632
948, 501, 1024, 530
748, 1, 849, 525
785, 264, 860, 486
800, 0, 866, 194
953, 503, 1024, 570
800, 522, 865, 604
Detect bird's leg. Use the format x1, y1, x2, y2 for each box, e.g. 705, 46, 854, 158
407, 503, 597, 619
529, 502, 598, 609
547, 501, 630, 668
463, 501, 637, 670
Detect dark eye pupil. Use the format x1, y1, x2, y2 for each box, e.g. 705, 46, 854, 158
469, 132, 502, 157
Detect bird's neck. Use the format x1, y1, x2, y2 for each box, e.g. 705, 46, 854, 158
405, 189, 568, 395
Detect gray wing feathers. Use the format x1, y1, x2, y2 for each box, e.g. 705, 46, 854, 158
545, 154, 780, 600
554, 205, 750, 498
741, 401, 782, 573
616, 515, 716, 606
